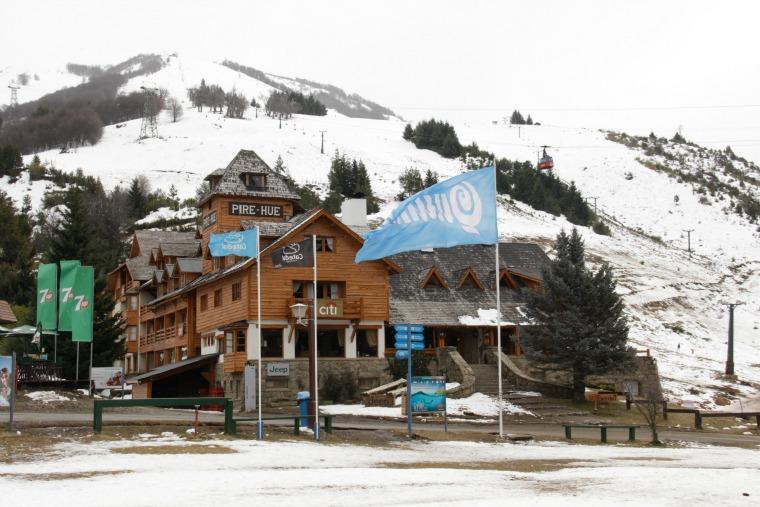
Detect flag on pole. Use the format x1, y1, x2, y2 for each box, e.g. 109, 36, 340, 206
209, 229, 258, 258
355, 166, 498, 262
71, 266, 94, 343
31, 322, 42, 346
36, 263, 58, 331
58, 260, 81, 332
270, 238, 315, 268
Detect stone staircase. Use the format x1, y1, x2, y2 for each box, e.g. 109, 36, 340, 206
470, 363, 587, 418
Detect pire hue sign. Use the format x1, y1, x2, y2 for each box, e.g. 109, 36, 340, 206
229, 202, 283, 218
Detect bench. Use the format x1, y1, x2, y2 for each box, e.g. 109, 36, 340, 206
662, 407, 760, 430
563, 423, 640, 443
93, 397, 235, 434
231, 415, 334, 436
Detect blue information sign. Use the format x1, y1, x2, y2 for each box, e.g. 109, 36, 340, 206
394, 324, 424, 333
395, 349, 409, 359
394, 340, 424, 350
395, 332, 424, 342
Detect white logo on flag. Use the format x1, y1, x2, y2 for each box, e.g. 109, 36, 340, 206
394, 181, 483, 235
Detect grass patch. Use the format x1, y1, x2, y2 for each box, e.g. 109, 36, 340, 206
111, 444, 236, 455
0, 470, 131, 481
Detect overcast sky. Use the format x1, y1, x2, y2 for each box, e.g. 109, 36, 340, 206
3, 0, 759, 157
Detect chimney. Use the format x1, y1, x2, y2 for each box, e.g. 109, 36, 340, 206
340, 198, 367, 227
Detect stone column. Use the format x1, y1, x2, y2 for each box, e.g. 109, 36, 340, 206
247, 320, 260, 360
283, 325, 296, 359
377, 326, 386, 358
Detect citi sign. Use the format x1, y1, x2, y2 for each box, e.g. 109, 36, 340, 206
318, 300, 342, 317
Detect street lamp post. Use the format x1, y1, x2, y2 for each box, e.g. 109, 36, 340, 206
290, 302, 316, 429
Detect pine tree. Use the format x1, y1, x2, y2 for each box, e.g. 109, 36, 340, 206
510, 110, 525, 125
423, 169, 439, 188
522, 229, 631, 401
398, 167, 424, 199
0, 191, 34, 307
402, 124, 413, 141
127, 177, 148, 220
273, 155, 286, 175
168, 185, 179, 211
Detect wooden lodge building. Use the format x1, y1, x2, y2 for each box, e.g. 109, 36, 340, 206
108, 149, 552, 404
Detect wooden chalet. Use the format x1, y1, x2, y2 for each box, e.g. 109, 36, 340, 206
388, 243, 549, 363
111, 150, 399, 401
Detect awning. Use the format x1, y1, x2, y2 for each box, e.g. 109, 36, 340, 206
128, 353, 219, 384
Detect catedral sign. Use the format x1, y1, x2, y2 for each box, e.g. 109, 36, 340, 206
229, 202, 283, 218
202, 210, 217, 229
317, 299, 343, 318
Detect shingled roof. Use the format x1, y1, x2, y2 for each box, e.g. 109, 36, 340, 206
159, 241, 201, 258
388, 243, 550, 326
126, 230, 199, 282
0, 299, 17, 324
199, 149, 300, 205
241, 209, 319, 237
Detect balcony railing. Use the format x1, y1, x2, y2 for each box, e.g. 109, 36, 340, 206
139, 325, 177, 347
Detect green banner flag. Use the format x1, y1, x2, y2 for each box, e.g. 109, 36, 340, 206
36, 263, 58, 331
71, 266, 94, 343
58, 260, 81, 332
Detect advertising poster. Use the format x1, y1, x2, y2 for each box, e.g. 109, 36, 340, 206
0, 355, 12, 407
91, 367, 124, 390
410, 376, 446, 414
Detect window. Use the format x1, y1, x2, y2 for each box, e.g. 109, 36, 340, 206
261, 329, 283, 357
225, 332, 233, 354
421, 267, 448, 289
232, 282, 242, 301
200, 294, 208, 311
307, 236, 335, 252
357, 329, 378, 357
241, 173, 266, 190
457, 268, 484, 290
128, 326, 137, 342
129, 295, 138, 310
317, 329, 344, 357
296, 329, 309, 358
293, 281, 342, 299
236, 329, 246, 353
214, 289, 222, 307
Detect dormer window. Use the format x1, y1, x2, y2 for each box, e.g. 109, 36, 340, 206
240, 172, 267, 191
421, 266, 448, 289
457, 267, 484, 290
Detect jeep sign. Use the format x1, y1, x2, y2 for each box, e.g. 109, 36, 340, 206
266, 363, 290, 377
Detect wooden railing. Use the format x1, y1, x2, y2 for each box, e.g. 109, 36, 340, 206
139, 326, 177, 347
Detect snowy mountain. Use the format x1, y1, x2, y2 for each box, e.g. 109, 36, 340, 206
2, 54, 759, 408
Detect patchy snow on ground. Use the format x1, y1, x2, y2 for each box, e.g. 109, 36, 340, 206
2, 435, 759, 506
24, 391, 71, 403
134, 206, 197, 225
320, 392, 533, 419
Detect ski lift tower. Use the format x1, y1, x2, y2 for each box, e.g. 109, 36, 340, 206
7, 83, 20, 120
139, 85, 160, 139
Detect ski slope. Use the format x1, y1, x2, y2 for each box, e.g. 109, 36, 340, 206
2, 55, 759, 407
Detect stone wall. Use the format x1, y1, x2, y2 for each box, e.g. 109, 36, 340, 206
433, 346, 475, 398
216, 357, 392, 410
485, 347, 574, 398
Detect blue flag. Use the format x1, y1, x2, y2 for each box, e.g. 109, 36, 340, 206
209, 228, 258, 258
356, 166, 498, 263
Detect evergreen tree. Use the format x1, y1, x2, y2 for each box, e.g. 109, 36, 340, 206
326, 151, 380, 213
127, 177, 148, 220
522, 229, 631, 401
526, 115, 534, 125
402, 124, 414, 141
0, 191, 35, 307
423, 169, 439, 188
397, 167, 424, 199
273, 155, 286, 175
510, 110, 525, 125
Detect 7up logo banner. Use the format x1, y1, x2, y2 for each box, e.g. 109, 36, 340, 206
58, 260, 81, 332
71, 265, 94, 343
36, 263, 58, 331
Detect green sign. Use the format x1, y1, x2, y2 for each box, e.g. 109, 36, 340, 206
36, 263, 58, 331
58, 260, 81, 332
71, 266, 94, 343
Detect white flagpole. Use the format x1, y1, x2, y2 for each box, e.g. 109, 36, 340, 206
494, 161, 504, 439
257, 227, 263, 440
312, 233, 320, 441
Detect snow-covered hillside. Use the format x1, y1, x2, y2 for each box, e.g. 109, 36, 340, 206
2, 55, 759, 408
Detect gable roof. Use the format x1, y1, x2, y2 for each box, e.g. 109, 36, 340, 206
177, 257, 203, 274
198, 149, 300, 205
420, 266, 448, 288
0, 300, 17, 324
159, 241, 201, 258
388, 243, 550, 326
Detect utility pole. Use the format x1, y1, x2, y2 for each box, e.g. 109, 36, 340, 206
683, 229, 694, 255
139, 85, 160, 139
7, 83, 19, 120
319, 130, 326, 154
723, 302, 743, 376
587, 196, 599, 215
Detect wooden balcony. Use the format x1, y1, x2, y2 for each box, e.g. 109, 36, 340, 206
139, 325, 176, 348
287, 297, 363, 320
223, 352, 247, 373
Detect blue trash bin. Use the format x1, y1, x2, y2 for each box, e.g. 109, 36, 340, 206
297, 391, 310, 428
